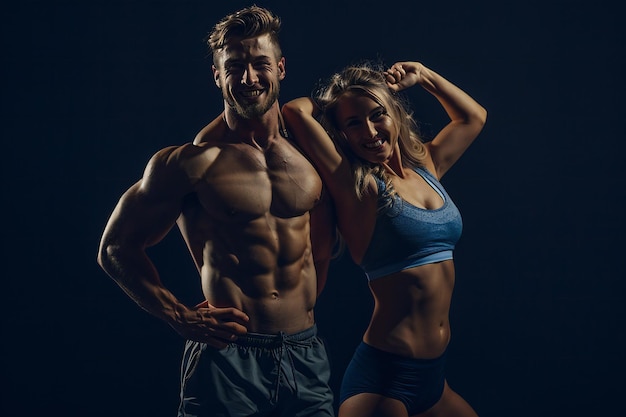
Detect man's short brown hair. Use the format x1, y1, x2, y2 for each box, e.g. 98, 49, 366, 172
207, 6, 282, 64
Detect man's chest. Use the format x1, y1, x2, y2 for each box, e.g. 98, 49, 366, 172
197, 143, 323, 219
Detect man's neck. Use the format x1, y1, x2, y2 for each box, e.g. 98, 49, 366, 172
224, 103, 283, 149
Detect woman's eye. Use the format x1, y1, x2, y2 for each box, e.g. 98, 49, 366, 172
371, 109, 386, 120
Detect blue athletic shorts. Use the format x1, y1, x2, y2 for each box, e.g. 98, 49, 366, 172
178, 325, 335, 417
340, 342, 446, 415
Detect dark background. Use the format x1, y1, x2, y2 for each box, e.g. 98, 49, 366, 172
3, 0, 624, 416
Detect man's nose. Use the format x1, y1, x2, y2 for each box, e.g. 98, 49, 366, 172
241, 66, 258, 86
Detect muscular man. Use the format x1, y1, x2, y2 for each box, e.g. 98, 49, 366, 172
97, 6, 335, 417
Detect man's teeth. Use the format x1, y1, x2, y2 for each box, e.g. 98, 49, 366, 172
241, 90, 262, 97
364, 139, 383, 149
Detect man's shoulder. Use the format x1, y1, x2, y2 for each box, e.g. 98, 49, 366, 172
150, 142, 216, 163
135, 143, 222, 196
141, 143, 219, 183
193, 113, 227, 145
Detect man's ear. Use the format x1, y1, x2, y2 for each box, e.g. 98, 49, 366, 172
277, 57, 286, 81
212, 65, 221, 88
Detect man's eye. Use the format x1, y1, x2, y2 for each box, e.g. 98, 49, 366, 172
226, 64, 244, 73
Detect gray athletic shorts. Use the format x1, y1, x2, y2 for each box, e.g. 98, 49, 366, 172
178, 325, 335, 417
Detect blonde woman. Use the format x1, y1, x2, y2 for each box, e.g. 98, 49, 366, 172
282, 61, 487, 417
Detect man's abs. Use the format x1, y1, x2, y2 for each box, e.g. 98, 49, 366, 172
199, 213, 318, 333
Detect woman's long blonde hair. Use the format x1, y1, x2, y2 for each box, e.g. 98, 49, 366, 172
315, 62, 428, 199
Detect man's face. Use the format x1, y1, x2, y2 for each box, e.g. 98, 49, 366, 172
213, 34, 285, 119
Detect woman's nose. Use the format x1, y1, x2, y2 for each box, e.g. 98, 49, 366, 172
366, 120, 378, 138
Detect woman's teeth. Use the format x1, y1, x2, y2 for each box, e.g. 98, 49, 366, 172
364, 139, 383, 149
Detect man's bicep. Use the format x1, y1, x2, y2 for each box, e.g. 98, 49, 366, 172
106, 180, 183, 249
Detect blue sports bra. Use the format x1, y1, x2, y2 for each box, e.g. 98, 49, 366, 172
359, 166, 463, 281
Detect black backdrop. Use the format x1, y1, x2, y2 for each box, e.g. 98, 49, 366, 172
3, 0, 624, 416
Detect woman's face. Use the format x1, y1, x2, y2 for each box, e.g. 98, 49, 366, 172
333, 92, 398, 164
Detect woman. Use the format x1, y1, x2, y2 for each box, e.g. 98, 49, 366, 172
282, 61, 487, 417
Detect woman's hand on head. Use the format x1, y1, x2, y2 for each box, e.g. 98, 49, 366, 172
384, 62, 424, 92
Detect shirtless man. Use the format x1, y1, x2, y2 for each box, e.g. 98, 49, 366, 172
97, 6, 335, 417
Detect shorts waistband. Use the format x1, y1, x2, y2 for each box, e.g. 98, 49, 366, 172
235, 325, 317, 347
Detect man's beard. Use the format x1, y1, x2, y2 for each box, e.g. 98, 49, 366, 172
224, 85, 280, 119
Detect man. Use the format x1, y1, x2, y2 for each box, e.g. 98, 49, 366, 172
97, 6, 335, 417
